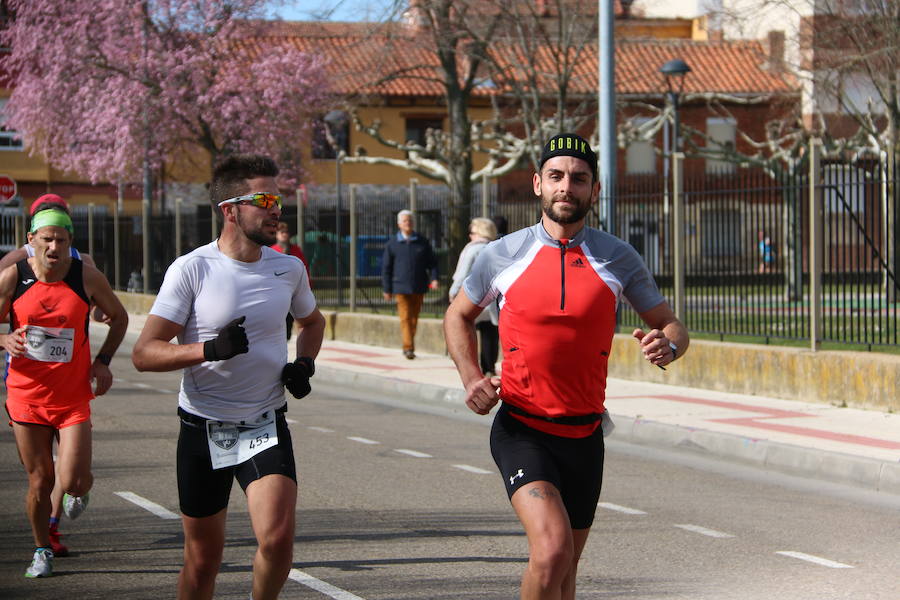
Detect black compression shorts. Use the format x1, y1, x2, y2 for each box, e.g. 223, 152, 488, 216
490, 404, 605, 529
176, 405, 296, 518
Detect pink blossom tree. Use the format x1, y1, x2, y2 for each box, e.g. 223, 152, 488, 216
1, 0, 331, 189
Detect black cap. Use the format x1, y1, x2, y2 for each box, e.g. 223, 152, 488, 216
539, 133, 597, 181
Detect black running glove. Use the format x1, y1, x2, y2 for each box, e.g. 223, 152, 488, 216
203, 316, 249, 361
282, 356, 315, 399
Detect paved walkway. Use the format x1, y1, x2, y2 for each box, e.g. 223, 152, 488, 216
122, 314, 900, 495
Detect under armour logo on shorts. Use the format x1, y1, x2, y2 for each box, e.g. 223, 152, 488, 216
509, 468, 525, 485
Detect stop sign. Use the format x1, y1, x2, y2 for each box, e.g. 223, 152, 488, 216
0, 174, 16, 204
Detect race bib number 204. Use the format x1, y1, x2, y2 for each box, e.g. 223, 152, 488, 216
24, 325, 75, 363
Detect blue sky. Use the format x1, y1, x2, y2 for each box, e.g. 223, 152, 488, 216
269, 1, 397, 22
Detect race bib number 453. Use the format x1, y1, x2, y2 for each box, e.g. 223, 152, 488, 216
24, 325, 75, 363
206, 413, 278, 470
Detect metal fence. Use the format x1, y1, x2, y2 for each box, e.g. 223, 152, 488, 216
3, 143, 898, 350
612, 148, 899, 350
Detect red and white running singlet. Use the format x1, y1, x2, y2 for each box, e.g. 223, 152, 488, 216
463, 223, 666, 438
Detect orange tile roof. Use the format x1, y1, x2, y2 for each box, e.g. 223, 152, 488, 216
615, 39, 795, 96
240, 21, 795, 100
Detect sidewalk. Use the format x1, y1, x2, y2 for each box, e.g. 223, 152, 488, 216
311, 340, 900, 496
120, 314, 900, 495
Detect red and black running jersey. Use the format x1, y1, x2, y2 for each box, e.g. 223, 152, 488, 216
463, 223, 665, 438
6, 258, 93, 407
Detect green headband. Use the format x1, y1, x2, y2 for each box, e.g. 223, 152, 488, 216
30, 209, 74, 235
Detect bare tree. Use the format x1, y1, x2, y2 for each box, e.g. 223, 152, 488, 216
339, 0, 520, 258
339, 0, 605, 255
619, 92, 815, 300
712, 0, 900, 154
486, 0, 599, 170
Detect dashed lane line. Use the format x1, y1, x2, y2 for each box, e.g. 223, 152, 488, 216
111, 378, 174, 394
776, 551, 854, 569
394, 449, 432, 458
308, 426, 335, 433
289, 569, 367, 600
674, 524, 735, 538
113, 492, 366, 598
114, 491, 180, 520
347, 436, 380, 445
598, 502, 647, 515
452, 464, 493, 474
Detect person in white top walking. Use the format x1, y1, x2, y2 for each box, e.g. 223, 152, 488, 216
449, 217, 499, 375
132, 154, 326, 600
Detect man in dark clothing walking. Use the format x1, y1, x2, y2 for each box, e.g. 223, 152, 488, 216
381, 210, 439, 359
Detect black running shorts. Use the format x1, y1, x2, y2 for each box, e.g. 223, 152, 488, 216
176, 405, 297, 518
490, 404, 605, 529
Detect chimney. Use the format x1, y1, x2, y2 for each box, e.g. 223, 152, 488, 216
765, 30, 785, 72
403, 0, 427, 29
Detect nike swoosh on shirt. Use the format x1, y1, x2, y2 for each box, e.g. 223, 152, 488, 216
274, 271, 288, 276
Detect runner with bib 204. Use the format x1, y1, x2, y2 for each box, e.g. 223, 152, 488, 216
1, 208, 128, 579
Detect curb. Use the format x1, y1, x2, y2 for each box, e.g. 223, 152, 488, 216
616, 415, 900, 495
317, 365, 900, 496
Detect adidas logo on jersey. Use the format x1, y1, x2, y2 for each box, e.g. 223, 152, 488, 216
570, 257, 586, 268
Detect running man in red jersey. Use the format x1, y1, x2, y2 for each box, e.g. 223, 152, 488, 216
444, 133, 689, 599
0, 209, 128, 578
1, 194, 111, 558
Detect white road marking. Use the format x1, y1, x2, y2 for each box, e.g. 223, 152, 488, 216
394, 449, 432, 458
114, 491, 180, 520
112, 379, 173, 394
285, 418, 298, 424
289, 569, 366, 600
452, 464, 492, 474
308, 426, 334, 433
776, 551, 854, 569
598, 502, 647, 515
347, 436, 380, 445
674, 524, 734, 538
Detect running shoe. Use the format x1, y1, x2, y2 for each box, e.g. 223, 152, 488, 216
62, 492, 89, 520
48, 524, 69, 557
24, 547, 53, 578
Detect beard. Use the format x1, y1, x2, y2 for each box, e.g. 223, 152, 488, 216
236, 210, 277, 246
541, 193, 592, 225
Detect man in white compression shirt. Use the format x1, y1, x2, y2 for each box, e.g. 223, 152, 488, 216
132, 154, 326, 600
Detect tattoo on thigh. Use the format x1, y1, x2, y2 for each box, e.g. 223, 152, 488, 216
528, 486, 557, 500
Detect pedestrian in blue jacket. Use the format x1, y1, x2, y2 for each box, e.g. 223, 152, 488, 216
381, 210, 439, 359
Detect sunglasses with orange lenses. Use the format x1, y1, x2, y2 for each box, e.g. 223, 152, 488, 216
217, 192, 283, 210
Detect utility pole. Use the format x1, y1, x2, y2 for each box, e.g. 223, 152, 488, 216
598, 0, 617, 234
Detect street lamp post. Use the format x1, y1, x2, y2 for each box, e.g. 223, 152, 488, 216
659, 58, 692, 157
659, 58, 691, 320
324, 110, 350, 308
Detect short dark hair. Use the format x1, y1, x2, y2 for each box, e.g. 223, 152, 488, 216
210, 154, 279, 207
